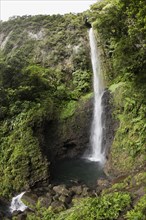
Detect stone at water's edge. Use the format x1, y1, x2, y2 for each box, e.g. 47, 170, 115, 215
9, 183, 99, 218
97, 178, 110, 188
53, 185, 71, 196
71, 185, 83, 195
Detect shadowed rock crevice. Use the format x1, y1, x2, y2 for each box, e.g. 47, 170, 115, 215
43, 99, 93, 161
33, 97, 94, 182
101, 89, 117, 158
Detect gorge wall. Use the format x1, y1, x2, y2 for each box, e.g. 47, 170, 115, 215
0, 12, 115, 197
0, 13, 94, 196
35, 96, 93, 162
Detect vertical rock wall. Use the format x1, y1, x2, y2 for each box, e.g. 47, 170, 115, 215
101, 89, 117, 159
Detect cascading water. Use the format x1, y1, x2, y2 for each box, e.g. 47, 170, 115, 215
45, 28, 106, 187
9, 192, 27, 213
87, 28, 105, 164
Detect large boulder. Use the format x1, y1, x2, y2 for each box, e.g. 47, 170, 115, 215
51, 201, 66, 212
53, 185, 70, 196
21, 192, 38, 210
70, 185, 83, 195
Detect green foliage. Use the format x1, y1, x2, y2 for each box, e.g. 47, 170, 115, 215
0, 81, 55, 197
60, 101, 77, 120
0, 13, 91, 72
72, 69, 92, 93
91, 0, 146, 79
109, 81, 146, 172
125, 195, 146, 220
109, 82, 125, 93
103, 171, 146, 196
0, 13, 92, 197
90, 0, 146, 173
59, 192, 131, 220
23, 201, 56, 220
80, 92, 93, 102
26, 192, 131, 220
0, 100, 52, 197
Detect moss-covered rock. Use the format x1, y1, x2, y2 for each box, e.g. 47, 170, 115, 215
38, 94, 93, 162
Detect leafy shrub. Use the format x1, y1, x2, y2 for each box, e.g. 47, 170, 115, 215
89, 0, 146, 173
125, 195, 146, 220
0, 12, 92, 197
26, 192, 131, 220
59, 192, 131, 220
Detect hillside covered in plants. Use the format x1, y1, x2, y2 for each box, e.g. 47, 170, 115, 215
0, 0, 146, 219
90, 0, 146, 174
0, 13, 93, 197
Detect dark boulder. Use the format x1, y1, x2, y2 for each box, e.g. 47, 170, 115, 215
85, 17, 92, 28
21, 192, 38, 210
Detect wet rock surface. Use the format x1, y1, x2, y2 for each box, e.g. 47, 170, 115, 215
97, 178, 111, 190
101, 89, 117, 158
37, 98, 93, 163
22, 192, 38, 207
53, 185, 71, 196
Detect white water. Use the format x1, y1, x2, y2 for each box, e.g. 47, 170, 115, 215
87, 28, 105, 164
10, 192, 27, 213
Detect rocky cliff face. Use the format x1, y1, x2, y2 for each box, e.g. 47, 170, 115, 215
101, 89, 117, 159
43, 99, 93, 161
34, 96, 93, 169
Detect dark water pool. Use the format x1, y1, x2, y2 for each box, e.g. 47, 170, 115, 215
51, 158, 106, 187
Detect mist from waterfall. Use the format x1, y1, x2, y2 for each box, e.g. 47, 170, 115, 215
87, 28, 105, 164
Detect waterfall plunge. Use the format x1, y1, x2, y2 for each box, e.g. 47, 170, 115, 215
87, 28, 105, 164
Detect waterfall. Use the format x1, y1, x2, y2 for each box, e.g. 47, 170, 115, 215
9, 192, 27, 213
87, 28, 105, 164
